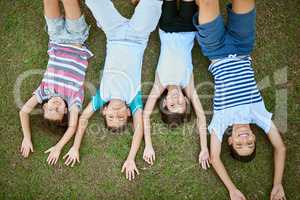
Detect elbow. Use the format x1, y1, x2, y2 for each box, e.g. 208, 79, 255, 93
278, 143, 287, 154
210, 154, 221, 166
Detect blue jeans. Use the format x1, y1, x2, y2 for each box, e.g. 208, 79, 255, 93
193, 4, 256, 60
45, 15, 90, 44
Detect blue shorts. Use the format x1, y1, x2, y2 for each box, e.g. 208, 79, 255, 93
45, 15, 90, 44
193, 4, 256, 60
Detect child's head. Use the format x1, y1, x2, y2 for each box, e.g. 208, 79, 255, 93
159, 87, 191, 127
227, 124, 256, 162
102, 99, 130, 132
42, 96, 67, 122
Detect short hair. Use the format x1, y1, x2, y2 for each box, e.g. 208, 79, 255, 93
158, 92, 192, 128
102, 104, 129, 133
229, 143, 256, 163
226, 126, 256, 162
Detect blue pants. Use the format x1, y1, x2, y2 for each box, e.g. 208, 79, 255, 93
193, 4, 256, 60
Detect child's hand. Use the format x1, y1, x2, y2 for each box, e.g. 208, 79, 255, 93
143, 145, 155, 165
63, 146, 80, 167
20, 137, 34, 158
44, 146, 61, 165
198, 148, 210, 170
270, 184, 285, 200
229, 189, 247, 200
121, 159, 140, 181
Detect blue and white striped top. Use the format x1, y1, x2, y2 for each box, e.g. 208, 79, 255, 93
209, 55, 262, 111
207, 55, 273, 142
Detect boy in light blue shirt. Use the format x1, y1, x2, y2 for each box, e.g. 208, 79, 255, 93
63, 0, 162, 181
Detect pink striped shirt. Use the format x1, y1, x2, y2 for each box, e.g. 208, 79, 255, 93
34, 43, 93, 110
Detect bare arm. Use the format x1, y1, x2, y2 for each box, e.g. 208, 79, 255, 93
121, 109, 144, 181
45, 105, 80, 165
268, 122, 286, 200
143, 74, 165, 147
63, 102, 95, 167
19, 95, 39, 157
184, 75, 207, 151
127, 109, 144, 161
184, 76, 210, 170
210, 133, 246, 200
73, 102, 95, 149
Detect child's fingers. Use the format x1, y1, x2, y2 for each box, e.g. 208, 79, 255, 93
63, 153, 68, 160
126, 169, 129, 180
121, 164, 125, 173
76, 156, 80, 163
134, 167, 140, 175
44, 148, 52, 154
131, 170, 135, 180
65, 157, 73, 166
153, 153, 156, 161
71, 159, 76, 167
206, 160, 210, 168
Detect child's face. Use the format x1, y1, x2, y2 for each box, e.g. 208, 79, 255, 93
228, 124, 256, 156
43, 97, 67, 121
164, 88, 187, 113
103, 100, 130, 129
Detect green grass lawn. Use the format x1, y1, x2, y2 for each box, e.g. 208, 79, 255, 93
1, 0, 299, 199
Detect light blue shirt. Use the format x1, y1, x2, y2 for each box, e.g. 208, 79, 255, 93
208, 101, 273, 142
98, 40, 145, 107
156, 29, 195, 88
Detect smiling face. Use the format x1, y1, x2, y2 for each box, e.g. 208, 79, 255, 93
43, 97, 67, 121
103, 99, 130, 129
163, 87, 187, 114
228, 124, 256, 156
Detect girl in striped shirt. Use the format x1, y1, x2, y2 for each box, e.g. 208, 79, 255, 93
194, 0, 286, 199
19, 0, 93, 166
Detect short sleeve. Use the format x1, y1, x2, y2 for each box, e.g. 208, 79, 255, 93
251, 102, 273, 134
92, 89, 107, 111
69, 87, 84, 111
129, 91, 143, 114
208, 112, 229, 142
33, 85, 47, 104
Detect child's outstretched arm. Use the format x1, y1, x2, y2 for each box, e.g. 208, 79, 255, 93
267, 122, 286, 200
210, 133, 247, 200
142, 75, 164, 165
184, 75, 210, 170
19, 95, 39, 158
121, 109, 143, 181
44, 106, 79, 165
63, 102, 95, 167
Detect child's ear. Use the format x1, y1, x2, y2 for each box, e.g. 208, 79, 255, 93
127, 108, 131, 117
42, 103, 47, 110
162, 98, 167, 108
64, 107, 68, 114
102, 106, 107, 116
228, 136, 233, 146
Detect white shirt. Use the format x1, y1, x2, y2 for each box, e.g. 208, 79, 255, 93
100, 41, 145, 104
156, 29, 195, 88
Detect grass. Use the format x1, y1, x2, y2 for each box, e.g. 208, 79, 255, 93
0, 0, 300, 199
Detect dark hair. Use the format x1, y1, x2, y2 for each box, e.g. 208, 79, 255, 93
159, 91, 192, 128
226, 126, 256, 162
42, 99, 69, 133
229, 144, 256, 163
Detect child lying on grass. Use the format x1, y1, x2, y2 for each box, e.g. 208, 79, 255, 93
194, 0, 286, 199
19, 0, 93, 165
62, 0, 162, 181
142, 0, 210, 169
